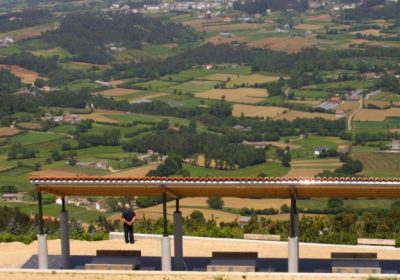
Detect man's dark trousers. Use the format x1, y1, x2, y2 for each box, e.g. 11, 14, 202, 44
123, 223, 134, 243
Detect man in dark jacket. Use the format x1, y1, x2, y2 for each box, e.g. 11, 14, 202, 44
122, 203, 136, 244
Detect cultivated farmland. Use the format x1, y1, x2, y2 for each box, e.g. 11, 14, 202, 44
337, 101, 360, 113
248, 36, 317, 53
295, 24, 324, 30
195, 88, 268, 103
0, 23, 58, 41
352, 152, 400, 177
93, 88, 139, 97
354, 108, 400, 121
287, 158, 342, 178
232, 104, 287, 118
277, 110, 335, 121
78, 109, 129, 124
203, 73, 281, 88
0, 64, 42, 84
0, 127, 20, 137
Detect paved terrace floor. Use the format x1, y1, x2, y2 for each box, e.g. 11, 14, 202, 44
1, 235, 400, 273
21, 255, 400, 273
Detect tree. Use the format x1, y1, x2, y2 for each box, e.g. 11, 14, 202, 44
207, 197, 224, 209
280, 204, 290, 213
157, 119, 169, 130
51, 150, 62, 161
190, 210, 205, 223
328, 198, 344, 209
0, 69, 21, 94
103, 129, 121, 146
208, 101, 232, 118
34, 78, 46, 88
0, 185, 17, 193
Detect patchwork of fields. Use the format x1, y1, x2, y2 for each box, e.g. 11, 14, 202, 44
1, 6, 400, 230
195, 88, 268, 103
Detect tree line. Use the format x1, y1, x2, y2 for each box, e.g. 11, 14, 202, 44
0, 9, 52, 33
233, 0, 309, 14
344, 0, 400, 20
41, 12, 200, 63
0, 69, 21, 93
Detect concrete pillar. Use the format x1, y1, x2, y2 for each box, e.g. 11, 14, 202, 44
288, 193, 299, 272
161, 236, 172, 271
288, 237, 299, 272
37, 234, 48, 269
60, 211, 70, 269
37, 191, 48, 269
173, 208, 184, 270
161, 191, 171, 271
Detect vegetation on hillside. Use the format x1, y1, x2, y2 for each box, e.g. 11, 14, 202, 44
42, 13, 200, 63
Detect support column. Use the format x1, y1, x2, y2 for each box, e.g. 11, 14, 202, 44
60, 197, 70, 269
161, 192, 171, 271
173, 199, 184, 270
37, 191, 48, 269
288, 193, 299, 273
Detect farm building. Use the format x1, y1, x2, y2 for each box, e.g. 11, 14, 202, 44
239, 216, 251, 226
335, 109, 346, 119
330, 96, 342, 104
242, 140, 267, 149
347, 89, 364, 100
77, 161, 110, 170
391, 139, 400, 150
232, 124, 251, 131
316, 101, 340, 111
337, 144, 350, 154
95, 80, 112, 87
362, 72, 381, 79
43, 112, 81, 124
0, 36, 14, 48
314, 146, 327, 156
1, 192, 24, 202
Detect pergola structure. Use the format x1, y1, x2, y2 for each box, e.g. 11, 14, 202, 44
30, 176, 400, 272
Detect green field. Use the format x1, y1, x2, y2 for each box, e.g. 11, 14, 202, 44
31, 47, 73, 59
160, 66, 252, 83
352, 152, 400, 177
288, 135, 348, 159
10, 131, 68, 145
170, 80, 219, 93
105, 113, 190, 126
0, 166, 35, 191
113, 91, 156, 102
49, 124, 76, 134
352, 118, 400, 130
369, 91, 400, 102
183, 161, 289, 177
64, 79, 98, 91
87, 123, 153, 138
305, 80, 374, 92
132, 80, 178, 91
8, 203, 112, 222
0, 46, 20, 56
113, 44, 177, 62
155, 94, 216, 108
293, 89, 331, 99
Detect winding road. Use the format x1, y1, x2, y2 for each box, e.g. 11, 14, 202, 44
347, 98, 363, 130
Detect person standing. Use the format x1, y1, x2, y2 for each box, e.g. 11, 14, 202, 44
122, 203, 136, 244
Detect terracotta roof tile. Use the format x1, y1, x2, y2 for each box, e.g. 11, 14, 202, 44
29, 176, 400, 183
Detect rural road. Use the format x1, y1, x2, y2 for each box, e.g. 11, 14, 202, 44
347, 99, 363, 130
